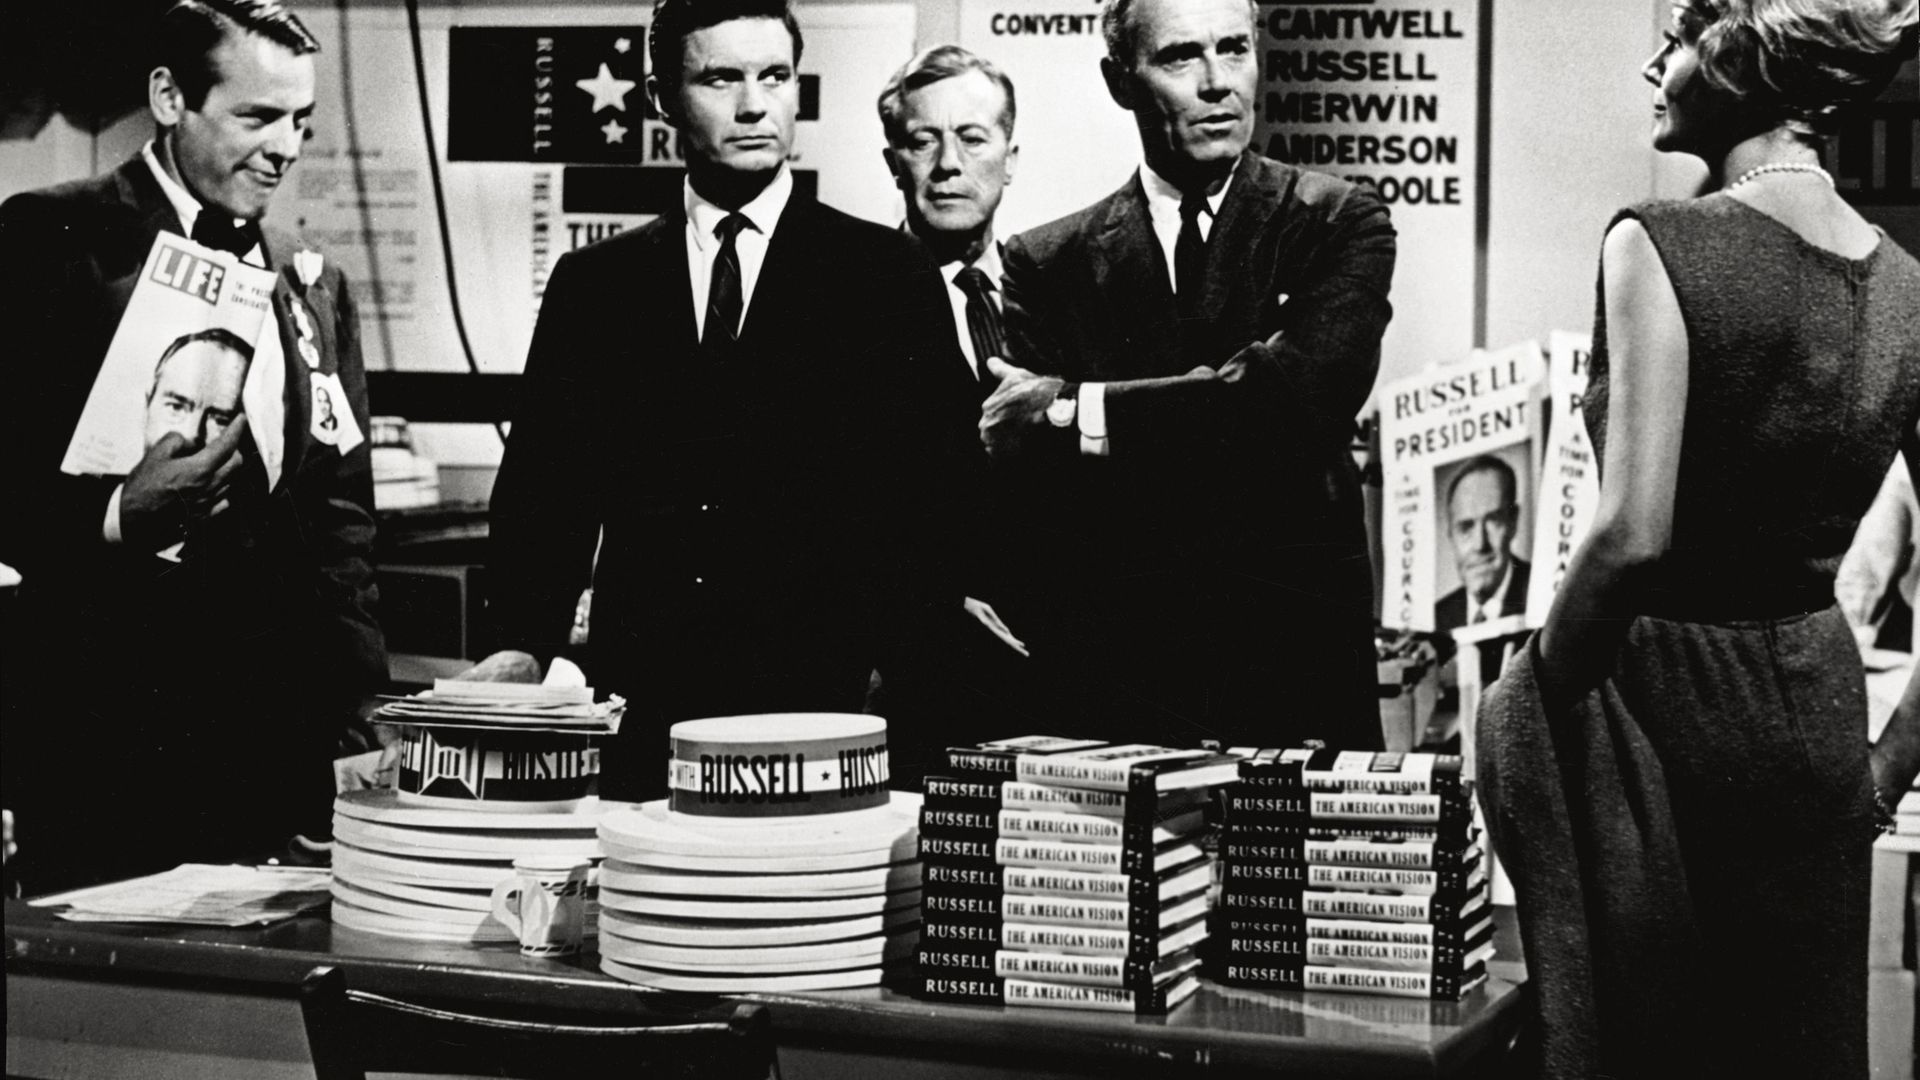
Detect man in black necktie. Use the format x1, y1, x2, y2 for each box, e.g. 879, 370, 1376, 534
0, 0, 387, 891
477, 0, 969, 799
978, 0, 1398, 752
870, 45, 1038, 773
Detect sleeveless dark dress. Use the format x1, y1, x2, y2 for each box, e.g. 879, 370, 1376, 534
1573, 194, 1920, 1078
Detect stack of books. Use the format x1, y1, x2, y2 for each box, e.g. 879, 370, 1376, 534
1212, 749, 1493, 1000
915, 737, 1239, 1014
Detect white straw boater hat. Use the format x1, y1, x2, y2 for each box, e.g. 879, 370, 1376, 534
334, 684, 621, 941
376, 680, 624, 811
388, 725, 599, 811
594, 713, 923, 992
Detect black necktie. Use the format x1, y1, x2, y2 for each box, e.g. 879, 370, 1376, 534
1174, 190, 1208, 319
703, 212, 749, 360
192, 212, 259, 258
954, 266, 1007, 395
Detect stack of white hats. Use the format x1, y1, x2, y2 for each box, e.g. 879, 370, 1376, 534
329, 681, 623, 942
596, 714, 921, 991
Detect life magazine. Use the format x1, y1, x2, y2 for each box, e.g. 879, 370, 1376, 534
60, 231, 277, 478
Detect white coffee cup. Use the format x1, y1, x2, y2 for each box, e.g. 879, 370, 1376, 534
490, 855, 591, 957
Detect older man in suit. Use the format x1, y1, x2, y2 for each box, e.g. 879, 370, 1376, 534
480, 0, 967, 800
870, 45, 1035, 776
0, 0, 386, 891
980, 0, 1397, 751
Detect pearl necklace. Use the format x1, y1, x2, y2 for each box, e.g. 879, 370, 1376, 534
1725, 161, 1834, 190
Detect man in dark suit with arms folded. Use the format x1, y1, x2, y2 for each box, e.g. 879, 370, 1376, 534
477, 0, 967, 800
980, 0, 1396, 751
0, 0, 386, 891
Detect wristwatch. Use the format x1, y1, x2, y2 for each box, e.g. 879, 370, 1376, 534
1046, 383, 1080, 428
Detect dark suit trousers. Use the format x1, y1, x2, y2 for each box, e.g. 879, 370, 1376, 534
998, 559, 1381, 754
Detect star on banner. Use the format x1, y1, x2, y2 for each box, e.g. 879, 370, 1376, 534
614, 37, 632, 53
601, 118, 628, 144
576, 63, 636, 113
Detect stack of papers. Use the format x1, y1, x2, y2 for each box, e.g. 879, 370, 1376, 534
31, 864, 332, 926
375, 680, 625, 734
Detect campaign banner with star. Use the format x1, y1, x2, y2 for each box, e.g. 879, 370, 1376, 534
447, 27, 823, 164
448, 27, 650, 163
274, 0, 914, 439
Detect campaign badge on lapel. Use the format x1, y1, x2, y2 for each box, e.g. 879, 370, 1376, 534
287, 295, 322, 370
310, 371, 365, 453
289, 294, 315, 340
293, 249, 324, 290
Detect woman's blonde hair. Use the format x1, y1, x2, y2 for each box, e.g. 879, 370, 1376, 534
1684, 0, 1916, 135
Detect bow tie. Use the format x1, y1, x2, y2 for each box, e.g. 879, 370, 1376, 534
192, 212, 261, 258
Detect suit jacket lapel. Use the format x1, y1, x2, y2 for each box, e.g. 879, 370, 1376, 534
649, 207, 700, 354
738, 195, 809, 351
1206, 151, 1278, 311
261, 230, 311, 486
114, 156, 185, 240
108, 157, 189, 317
1091, 177, 1178, 380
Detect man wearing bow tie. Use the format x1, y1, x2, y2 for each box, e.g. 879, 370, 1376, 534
478, 0, 968, 800
0, 0, 386, 891
978, 0, 1397, 752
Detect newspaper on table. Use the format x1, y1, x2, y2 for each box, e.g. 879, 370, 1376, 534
60, 231, 278, 478
1524, 331, 1599, 621
1378, 341, 1548, 636
30, 864, 331, 926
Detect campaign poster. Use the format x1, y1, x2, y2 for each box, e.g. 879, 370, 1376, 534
1255, 0, 1486, 385
1525, 330, 1598, 622
1377, 340, 1546, 635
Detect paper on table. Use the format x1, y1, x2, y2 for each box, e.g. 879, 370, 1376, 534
30, 863, 332, 926
432, 679, 593, 705
371, 692, 626, 733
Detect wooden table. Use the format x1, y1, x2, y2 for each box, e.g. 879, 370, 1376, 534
5, 898, 1526, 1079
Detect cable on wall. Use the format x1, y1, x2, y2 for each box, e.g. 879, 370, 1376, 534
403, 0, 508, 444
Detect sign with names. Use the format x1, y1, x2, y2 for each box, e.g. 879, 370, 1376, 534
1256, 0, 1486, 385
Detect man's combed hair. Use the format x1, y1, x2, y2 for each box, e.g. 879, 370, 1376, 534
1100, 0, 1141, 66
149, 327, 254, 395
1685, 0, 1917, 135
1447, 454, 1517, 510
648, 0, 804, 96
877, 45, 1018, 145
1101, 0, 1258, 67
157, 0, 321, 111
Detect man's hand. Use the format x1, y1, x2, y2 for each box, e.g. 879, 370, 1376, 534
361, 651, 549, 784
456, 649, 546, 684
964, 597, 1029, 657
980, 357, 1065, 461
119, 416, 250, 550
